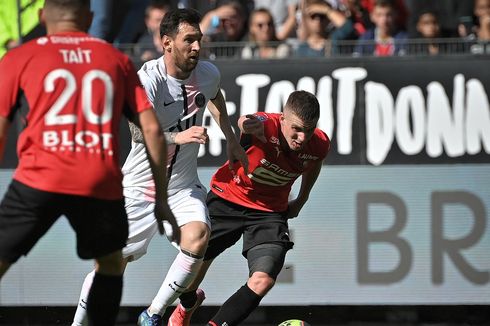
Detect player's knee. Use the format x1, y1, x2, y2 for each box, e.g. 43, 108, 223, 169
95, 250, 124, 275
248, 271, 275, 295
181, 221, 210, 254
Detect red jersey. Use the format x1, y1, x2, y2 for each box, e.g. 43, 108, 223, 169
0, 32, 151, 200
211, 112, 330, 212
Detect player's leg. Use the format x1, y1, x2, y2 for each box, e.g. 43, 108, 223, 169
168, 191, 246, 326
72, 193, 157, 326
208, 243, 288, 326
143, 186, 211, 321
207, 211, 293, 326
66, 196, 129, 326
0, 180, 60, 280
72, 258, 130, 326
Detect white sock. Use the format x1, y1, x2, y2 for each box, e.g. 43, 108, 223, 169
148, 251, 203, 316
72, 270, 95, 326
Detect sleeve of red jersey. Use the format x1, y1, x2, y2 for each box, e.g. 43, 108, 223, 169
0, 52, 22, 120
316, 129, 331, 160
123, 57, 152, 116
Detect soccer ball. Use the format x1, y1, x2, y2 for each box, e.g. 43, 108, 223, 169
278, 320, 311, 326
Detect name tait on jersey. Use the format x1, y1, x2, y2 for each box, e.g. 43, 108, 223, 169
59, 48, 92, 64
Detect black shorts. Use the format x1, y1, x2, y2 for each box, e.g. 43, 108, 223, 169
0, 180, 128, 263
204, 191, 294, 261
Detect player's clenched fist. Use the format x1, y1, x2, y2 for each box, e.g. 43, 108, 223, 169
241, 114, 267, 143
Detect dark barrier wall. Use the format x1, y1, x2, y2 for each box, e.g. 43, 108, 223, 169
205, 55, 490, 166
1, 55, 489, 167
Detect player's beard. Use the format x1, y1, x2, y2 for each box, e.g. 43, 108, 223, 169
175, 50, 199, 74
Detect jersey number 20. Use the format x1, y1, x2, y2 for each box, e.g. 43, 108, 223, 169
44, 68, 114, 126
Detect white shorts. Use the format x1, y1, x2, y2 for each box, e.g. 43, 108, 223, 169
122, 185, 210, 261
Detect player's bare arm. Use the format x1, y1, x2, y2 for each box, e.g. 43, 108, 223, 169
130, 122, 208, 145
238, 114, 267, 143
135, 109, 181, 243
0, 117, 10, 162
287, 159, 324, 219
208, 89, 249, 173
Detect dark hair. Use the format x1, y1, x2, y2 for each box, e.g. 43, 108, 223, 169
375, 0, 395, 9
284, 91, 320, 122
44, 0, 90, 10
160, 8, 202, 38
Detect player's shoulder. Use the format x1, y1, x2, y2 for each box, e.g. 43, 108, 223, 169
310, 128, 331, 154
138, 57, 163, 81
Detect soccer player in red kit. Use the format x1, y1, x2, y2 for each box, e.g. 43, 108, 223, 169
168, 90, 330, 326
0, 0, 179, 325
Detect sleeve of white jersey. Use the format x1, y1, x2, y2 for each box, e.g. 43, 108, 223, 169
137, 63, 158, 105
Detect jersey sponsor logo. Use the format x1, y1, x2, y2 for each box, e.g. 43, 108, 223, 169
274, 146, 282, 158
298, 153, 319, 160
249, 159, 300, 186
195, 93, 206, 108
164, 100, 175, 106
37, 37, 48, 45
269, 136, 279, 145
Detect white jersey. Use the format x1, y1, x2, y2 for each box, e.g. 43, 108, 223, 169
122, 57, 220, 197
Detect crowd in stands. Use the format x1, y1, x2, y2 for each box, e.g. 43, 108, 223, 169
2, 0, 490, 60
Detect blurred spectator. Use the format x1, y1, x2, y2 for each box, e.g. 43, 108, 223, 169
407, 0, 473, 38
253, 0, 299, 40
200, 1, 249, 58
89, 0, 151, 44
359, 0, 408, 30
339, 0, 373, 35
410, 10, 441, 55
134, 2, 170, 62
295, 0, 357, 57
241, 8, 290, 59
89, 0, 113, 39
200, 1, 248, 42
114, 0, 152, 45
470, 0, 490, 54
0, 0, 44, 59
178, 0, 253, 16
354, 0, 407, 56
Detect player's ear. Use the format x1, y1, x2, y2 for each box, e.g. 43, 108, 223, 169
86, 11, 94, 31
39, 8, 46, 26
162, 35, 172, 52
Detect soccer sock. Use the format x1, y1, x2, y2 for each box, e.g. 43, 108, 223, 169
179, 289, 198, 309
148, 251, 203, 316
86, 272, 123, 326
208, 283, 263, 326
72, 270, 95, 326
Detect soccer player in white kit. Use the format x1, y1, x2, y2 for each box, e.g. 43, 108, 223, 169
71, 8, 248, 326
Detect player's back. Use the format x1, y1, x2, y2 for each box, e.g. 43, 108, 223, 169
0, 32, 148, 200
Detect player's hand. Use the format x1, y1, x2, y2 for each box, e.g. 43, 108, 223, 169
175, 126, 209, 145
242, 114, 267, 143
227, 140, 249, 175
155, 200, 181, 244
